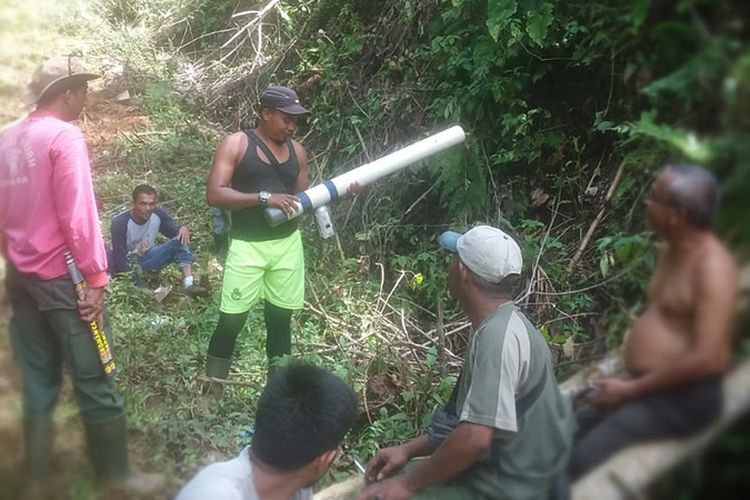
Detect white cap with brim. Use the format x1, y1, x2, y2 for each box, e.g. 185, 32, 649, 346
23, 56, 99, 106
439, 225, 523, 283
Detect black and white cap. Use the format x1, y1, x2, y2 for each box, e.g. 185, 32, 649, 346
260, 85, 309, 115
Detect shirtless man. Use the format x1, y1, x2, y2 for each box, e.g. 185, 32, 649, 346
569, 164, 738, 479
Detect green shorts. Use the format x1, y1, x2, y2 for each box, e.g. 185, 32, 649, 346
220, 230, 305, 313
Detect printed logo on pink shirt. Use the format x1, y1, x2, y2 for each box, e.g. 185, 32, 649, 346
0, 135, 35, 189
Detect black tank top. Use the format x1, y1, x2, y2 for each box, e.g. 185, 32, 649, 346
230, 130, 301, 241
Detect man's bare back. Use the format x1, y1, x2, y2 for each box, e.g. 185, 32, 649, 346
625, 235, 736, 375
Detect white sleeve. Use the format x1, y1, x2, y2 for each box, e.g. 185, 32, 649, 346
175, 469, 244, 500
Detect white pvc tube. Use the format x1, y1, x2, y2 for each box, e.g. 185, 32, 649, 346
265, 125, 465, 226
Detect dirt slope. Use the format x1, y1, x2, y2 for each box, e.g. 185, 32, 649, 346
0, 1, 158, 498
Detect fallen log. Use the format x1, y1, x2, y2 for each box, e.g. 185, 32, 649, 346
558, 346, 624, 400
317, 475, 362, 500
317, 348, 750, 500
572, 360, 750, 500
316, 347, 628, 500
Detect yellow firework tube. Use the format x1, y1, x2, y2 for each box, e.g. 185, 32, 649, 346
64, 251, 117, 380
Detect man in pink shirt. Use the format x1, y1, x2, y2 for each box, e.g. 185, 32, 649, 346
0, 56, 162, 496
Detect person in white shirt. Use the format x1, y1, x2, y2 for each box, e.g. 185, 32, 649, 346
177, 363, 358, 499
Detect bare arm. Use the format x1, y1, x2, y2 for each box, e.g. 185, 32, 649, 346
364, 435, 434, 483
632, 251, 737, 394
596, 248, 738, 406
206, 132, 261, 210
400, 435, 434, 459
403, 422, 493, 491
293, 141, 309, 193
359, 423, 494, 499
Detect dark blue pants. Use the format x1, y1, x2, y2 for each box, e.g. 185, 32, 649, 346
569, 376, 722, 480
139, 238, 194, 272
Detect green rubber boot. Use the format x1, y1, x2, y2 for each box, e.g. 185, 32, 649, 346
205, 354, 232, 380
23, 414, 53, 481
83, 413, 130, 482
19, 415, 54, 498
83, 414, 164, 496
200, 354, 231, 409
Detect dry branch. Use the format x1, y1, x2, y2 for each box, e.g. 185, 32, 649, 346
197, 375, 256, 387
569, 160, 627, 269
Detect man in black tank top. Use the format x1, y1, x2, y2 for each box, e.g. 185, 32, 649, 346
203, 86, 310, 388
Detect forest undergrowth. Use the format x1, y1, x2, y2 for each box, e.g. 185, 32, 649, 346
1, 0, 749, 498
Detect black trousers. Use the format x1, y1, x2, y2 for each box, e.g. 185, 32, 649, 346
569, 375, 722, 480
6, 264, 123, 422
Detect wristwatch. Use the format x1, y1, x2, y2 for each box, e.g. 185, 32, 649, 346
259, 190, 271, 207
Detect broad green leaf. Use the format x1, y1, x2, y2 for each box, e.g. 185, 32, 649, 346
509, 20, 522, 48
599, 253, 610, 277
624, 112, 714, 163
526, 3, 554, 47
487, 0, 518, 41
631, 0, 651, 29
642, 40, 725, 102
596, 120, 615, 132
519, 0, 544, 9
426, 346, 438, 367
540, 325, 550, 341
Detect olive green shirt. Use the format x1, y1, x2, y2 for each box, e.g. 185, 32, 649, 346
454, 302, 575, 500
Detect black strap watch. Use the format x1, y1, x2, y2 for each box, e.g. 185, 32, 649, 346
259, 190, 271, 207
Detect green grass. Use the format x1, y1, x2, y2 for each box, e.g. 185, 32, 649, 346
83, 78, 458, 492
0, 2, 113, 498
0, 0, 85, 124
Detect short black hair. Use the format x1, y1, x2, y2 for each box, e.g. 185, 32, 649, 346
132, 184, 157, 201
660, 164, 719, 229
252, 363, 358, 471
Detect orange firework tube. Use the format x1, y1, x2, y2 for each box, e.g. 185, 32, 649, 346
64, 251, 117, 380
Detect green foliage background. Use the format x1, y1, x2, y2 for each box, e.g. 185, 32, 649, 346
58, 0, 750, 495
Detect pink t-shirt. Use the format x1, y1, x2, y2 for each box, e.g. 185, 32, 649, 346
0, 110, 108, 288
